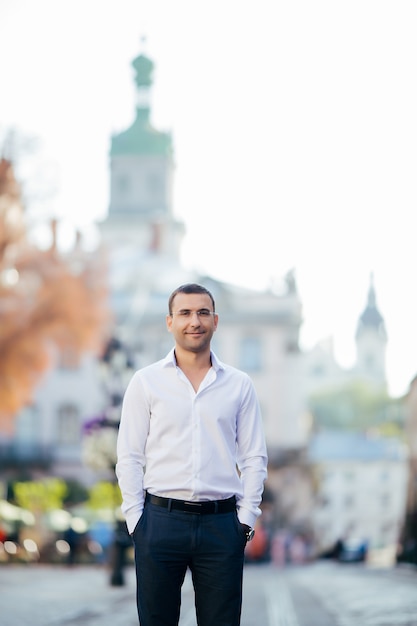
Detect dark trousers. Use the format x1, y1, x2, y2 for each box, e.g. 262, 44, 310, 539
132, 500, 247, 626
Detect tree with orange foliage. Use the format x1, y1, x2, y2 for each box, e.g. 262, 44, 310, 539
0, 158, 111, 433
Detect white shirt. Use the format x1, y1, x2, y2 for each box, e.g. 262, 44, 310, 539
116, 349, 268, 534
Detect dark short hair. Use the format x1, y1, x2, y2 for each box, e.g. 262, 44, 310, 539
168, 284, 215, 315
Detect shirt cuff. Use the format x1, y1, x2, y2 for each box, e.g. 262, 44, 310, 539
125, 509, 143, 535
236, 507, 258, 529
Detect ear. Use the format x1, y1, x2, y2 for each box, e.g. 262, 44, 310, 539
166, 314, 173, 332
213, 313, 219, 331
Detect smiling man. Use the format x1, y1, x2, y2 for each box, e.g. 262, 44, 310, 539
116, 283, 268, 626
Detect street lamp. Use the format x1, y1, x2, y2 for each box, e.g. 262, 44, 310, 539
82, 336, 134, 586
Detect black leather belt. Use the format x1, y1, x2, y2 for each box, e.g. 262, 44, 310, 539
145, 493, 236, 514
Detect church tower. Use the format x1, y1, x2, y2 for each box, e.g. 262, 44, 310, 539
100, 46, 184, 259
98, 45, 188, 323
355, 274, 387, 387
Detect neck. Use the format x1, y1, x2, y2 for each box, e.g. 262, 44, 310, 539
174, 347, 212, 370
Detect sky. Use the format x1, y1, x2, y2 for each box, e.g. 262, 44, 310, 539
1, 0, 417, 397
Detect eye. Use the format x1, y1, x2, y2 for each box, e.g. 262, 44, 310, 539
179, 310, 191, 317
198, 310, 211, 317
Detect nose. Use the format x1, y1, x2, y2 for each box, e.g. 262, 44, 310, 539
189, 311, 201, 323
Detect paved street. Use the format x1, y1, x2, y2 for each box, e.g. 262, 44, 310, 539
1, 560, 417, 625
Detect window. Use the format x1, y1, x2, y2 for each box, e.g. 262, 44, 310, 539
16, 405, 39, 443
380, 493, 391, 507
239, 336, 262, 372
57, 404, 80, 445
147, 173, 163, 198
117, 175, 130, 195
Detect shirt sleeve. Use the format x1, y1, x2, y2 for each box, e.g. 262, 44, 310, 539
115, 372, 150, 534
235, 375, 268, 528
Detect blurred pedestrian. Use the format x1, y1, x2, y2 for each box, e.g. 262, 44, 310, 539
63, 524, 81, 566
289, 534, 307, 564
116, 283, 268, 626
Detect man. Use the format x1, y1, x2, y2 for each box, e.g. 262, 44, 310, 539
116, 283, 268, 626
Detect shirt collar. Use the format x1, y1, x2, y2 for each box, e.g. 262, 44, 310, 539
163, 348, 225, 372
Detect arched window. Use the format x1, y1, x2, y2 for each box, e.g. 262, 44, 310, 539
239, 336, 262, 372
57, 404, 80, 445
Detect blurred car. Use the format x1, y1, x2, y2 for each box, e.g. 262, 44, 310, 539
338, 538, 368, 563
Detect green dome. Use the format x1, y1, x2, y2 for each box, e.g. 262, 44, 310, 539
111, 109, 173, 156
111, 49, 172, 156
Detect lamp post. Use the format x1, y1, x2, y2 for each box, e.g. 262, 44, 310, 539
82, 336, 134, 586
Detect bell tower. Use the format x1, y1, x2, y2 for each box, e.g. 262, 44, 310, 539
100, 43, 184, 259
98, 43, 188, 324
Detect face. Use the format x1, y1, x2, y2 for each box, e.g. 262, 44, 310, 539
166, 292, 218, 354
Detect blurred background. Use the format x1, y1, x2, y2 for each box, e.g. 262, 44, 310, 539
1, 0, 417, 581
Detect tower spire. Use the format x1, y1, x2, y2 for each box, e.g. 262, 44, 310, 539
131, 40, 154, 112
367, 272, 376, 308
354, 273, 387, 387
356, 273, 386, 338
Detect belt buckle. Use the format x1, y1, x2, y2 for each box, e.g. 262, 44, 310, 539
183, 501, 202, 508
